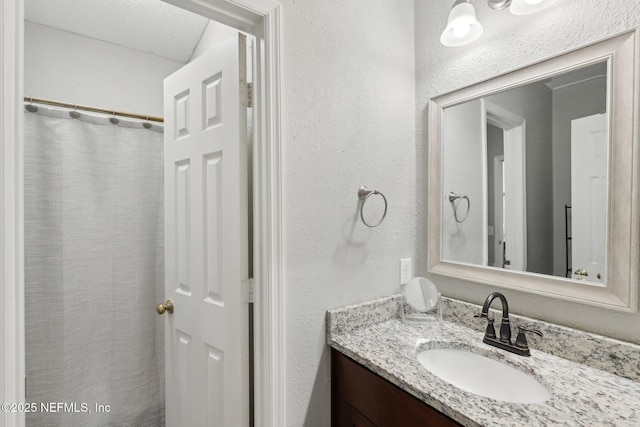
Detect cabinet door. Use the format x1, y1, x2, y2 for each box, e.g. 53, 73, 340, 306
337, 402, 376, 427
331, 349, 463, 427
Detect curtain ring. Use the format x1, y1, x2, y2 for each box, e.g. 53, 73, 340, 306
358, 186, 388, 227
69, 104, 81, 119
448, 192, 470, 223
25, 97, 38, 113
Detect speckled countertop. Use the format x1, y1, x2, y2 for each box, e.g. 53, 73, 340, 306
327, 295, 640, 427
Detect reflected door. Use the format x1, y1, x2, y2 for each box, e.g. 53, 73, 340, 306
571, 113, 607, 283
163, 35, 249, 426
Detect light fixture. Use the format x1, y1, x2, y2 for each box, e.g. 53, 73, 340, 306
440, 0, 560, 47
509, 0, 558, 15
440, 0, 484, 47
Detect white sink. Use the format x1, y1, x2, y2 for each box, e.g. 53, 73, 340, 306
417, 348, 551, 404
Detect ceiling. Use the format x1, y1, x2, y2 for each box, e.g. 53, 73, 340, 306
25, 0, 210, 63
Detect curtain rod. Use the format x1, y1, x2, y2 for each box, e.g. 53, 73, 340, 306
23, 97, 164, 123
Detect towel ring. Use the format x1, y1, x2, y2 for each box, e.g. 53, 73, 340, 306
448, 192, 470, 223
358, 186, 388, 227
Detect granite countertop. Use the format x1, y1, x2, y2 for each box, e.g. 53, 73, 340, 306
327, 296, 640, 427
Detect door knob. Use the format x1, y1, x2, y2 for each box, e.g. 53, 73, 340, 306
156, 299, 174, 315
574, 268, 589, 276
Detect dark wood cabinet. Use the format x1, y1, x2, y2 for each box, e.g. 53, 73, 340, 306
331, 349, 464, 427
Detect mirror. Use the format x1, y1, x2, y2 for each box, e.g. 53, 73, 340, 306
427, 30, 639, 312
404, 276, 439, 312
402, 276, 442, 323
442, 61, 607, 282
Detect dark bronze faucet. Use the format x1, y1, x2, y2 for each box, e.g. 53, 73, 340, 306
475, 292, 542, 357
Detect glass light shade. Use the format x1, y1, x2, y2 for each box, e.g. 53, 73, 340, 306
440, 2, 484, 47
510, 0, 558, 15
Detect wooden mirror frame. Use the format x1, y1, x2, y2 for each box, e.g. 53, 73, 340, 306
427, 29, 639, 312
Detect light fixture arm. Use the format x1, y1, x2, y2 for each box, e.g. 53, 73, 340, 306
487, 0, 512, 10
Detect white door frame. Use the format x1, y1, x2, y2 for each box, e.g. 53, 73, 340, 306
0, 1, 284, 426
483, 100, 527, 271
493, 155, 505, 267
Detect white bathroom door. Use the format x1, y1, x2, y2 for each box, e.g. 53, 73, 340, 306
162, 34, 249, 426
571, 113, 607, 283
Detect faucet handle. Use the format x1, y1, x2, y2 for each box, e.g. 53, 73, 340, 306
515, 326, 543, 350
474, 313, 496, 339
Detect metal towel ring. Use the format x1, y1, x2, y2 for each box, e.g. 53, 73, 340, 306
448, 192, 470, 223
358, 186, 388, 227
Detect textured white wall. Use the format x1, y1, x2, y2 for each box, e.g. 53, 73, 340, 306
416, 0, 640, 344
24, 21, 184, 117
281, 0, 416, 424
442, 100, 484, 264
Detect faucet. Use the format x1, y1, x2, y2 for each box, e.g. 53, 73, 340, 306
480, 292, 511, 343
475, 292, 542, 357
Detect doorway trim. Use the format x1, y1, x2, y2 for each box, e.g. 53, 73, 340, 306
0, 0, 284, 426
484, 100, 527, 271
493, 155, 505, 267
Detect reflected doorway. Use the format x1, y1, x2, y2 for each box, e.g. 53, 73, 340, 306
483, 100, 527, 271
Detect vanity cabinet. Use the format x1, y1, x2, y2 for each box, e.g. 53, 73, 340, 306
331, 349, 463, 427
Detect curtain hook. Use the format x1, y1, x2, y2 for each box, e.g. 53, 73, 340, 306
70, 104, 81, 119
143, 116, 152, 129
25, 96, 38, 113
109, 112, 119, 125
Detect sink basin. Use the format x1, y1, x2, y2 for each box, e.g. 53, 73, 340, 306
417, 348, 551, 403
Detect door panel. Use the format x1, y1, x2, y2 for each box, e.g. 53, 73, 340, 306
163, 34, 249, 426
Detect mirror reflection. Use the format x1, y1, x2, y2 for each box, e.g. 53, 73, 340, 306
442, 61, 608, 285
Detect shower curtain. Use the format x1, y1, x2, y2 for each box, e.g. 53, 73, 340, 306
24, 105, 165, 427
